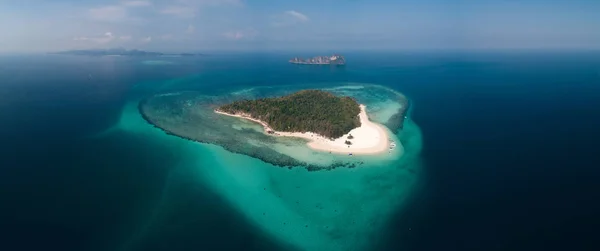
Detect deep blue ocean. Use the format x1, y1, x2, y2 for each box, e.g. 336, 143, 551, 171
1, 51, 599, 251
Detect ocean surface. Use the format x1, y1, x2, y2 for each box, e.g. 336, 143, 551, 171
1, 51, 599, 251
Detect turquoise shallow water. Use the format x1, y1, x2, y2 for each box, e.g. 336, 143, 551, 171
105, 79, 423, 250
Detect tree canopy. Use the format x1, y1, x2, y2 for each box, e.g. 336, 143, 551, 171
217, 90, 361, 138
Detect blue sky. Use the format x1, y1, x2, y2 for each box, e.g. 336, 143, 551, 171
0, 0, 599, 52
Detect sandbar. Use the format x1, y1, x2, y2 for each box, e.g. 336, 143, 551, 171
215, 104, 392, 155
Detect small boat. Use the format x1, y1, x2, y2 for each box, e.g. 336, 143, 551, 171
349, 153, 353, 156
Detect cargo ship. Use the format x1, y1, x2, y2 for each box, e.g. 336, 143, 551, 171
289, 55, 345, 65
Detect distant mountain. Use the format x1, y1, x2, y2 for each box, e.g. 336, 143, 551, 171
52, 48, 205, 57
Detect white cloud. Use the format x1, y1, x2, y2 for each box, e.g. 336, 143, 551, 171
161, 0, 242, 18
223, 31, 243, 40
223, 28, 257, 40
186, 24, 195, 34
285, 10, 309, 22
141, 36, 152, 43
73, 32, 115, 44
177, 0, 243, 6
89, 6, 127, 22
119, 35, 132, 41
121, 1, 152, 7
160, 34, 176, 40
272, 10, 310, 27
161, 6, 196, 18
88, 2, 151, 23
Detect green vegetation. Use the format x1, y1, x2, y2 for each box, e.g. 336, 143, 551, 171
217, 90, 361, 138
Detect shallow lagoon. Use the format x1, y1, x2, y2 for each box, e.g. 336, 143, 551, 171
106, 82, 422, 251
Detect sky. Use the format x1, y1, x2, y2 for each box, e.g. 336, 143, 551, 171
0, 0, 599, 52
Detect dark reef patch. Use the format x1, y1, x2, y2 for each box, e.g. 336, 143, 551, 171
385, 98, 410, 132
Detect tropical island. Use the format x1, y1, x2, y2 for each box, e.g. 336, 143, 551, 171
217, 90, 360, 138
215, 90, 391, 155
138, 84, 407, 169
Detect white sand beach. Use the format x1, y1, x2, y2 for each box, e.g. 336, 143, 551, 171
215, 104, 391, 155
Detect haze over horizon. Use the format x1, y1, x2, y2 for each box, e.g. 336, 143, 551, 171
1, 0, 599, 53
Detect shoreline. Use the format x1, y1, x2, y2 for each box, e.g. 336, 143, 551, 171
214, 104, 392, 155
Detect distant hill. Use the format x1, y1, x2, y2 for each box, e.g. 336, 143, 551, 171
52, 48, 205, 57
